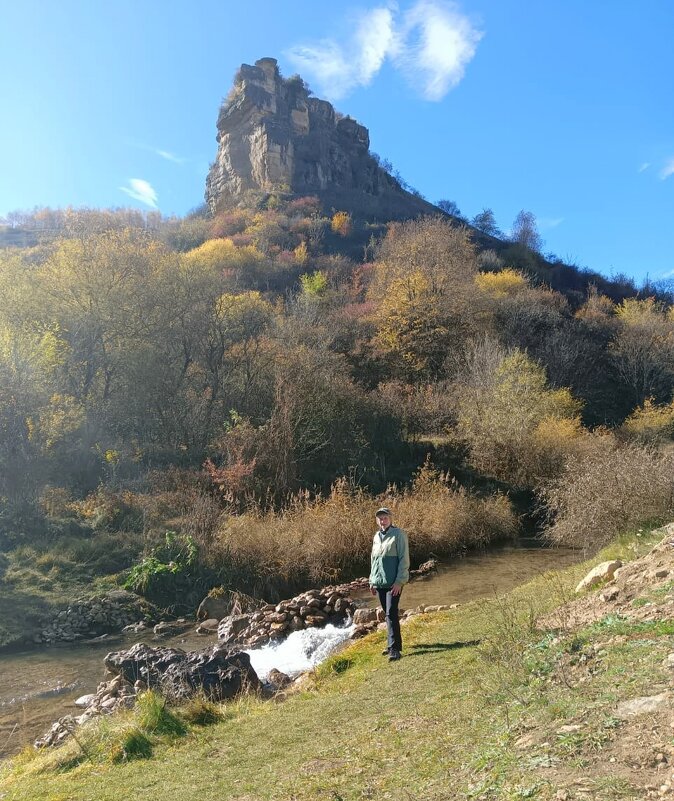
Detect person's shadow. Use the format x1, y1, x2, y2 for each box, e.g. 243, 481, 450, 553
408, 640, 480, 655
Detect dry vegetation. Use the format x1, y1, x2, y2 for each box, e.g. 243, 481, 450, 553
2, 201, 674, 621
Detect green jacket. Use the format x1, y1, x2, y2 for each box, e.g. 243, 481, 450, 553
369, 526, 410, 588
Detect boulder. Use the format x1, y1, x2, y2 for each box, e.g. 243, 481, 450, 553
353, 608, 378, 625
575, 560, 623, 593
197, 590, 260, 621
104, 642, 260, 700
196, 618, 220, 634
218, 613, 252, 643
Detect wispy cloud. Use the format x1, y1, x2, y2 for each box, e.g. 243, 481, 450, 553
287, 7, 394, 100
155, 149, 185, 164
538, 216, 564, 230
660, 158, 674, 180
126, 139, 186, 165
286, 1, 482, 101
119, 178, 158, 209
638, 162, 651, 173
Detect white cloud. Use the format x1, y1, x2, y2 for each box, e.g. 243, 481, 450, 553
287, 6, 395, 100
660, 158, 674, 180
119, 178, 158, 209
286, 1, 481, 101
392, 1, 483, 100
538, 216, 564, 230
638, 162, 651, 173
156, 149, 185, 165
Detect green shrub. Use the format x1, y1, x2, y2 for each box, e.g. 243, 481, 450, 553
123, 531, 207, 609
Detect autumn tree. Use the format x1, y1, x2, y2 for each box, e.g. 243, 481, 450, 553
610, 298, 674, 408
453, 339, 584, 487
369, 217, 479, 380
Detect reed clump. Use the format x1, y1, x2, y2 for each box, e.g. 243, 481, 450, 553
206, 462, 517, 596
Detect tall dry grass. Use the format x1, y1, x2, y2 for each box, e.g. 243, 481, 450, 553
542, 441, 674, 550
205, 463, 517, 597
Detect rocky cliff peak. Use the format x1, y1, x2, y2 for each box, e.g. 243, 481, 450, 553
205, 58, 438, 218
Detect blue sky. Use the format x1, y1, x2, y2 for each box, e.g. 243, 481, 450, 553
1, 0, 672, 282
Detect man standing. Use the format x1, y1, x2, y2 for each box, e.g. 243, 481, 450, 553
369, 507, 410, 661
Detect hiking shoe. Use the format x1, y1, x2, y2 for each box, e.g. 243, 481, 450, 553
388, 649, 401, 661
381, 647, 390, 656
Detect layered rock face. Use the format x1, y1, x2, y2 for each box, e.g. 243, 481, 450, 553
205, 58, 436, 218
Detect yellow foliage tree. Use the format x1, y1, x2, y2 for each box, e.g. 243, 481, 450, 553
455, 342, 584, 487
621, 398, 674, 443
376, 271, 453, 379
474, 269, 528, 298
331, 211, 352, 237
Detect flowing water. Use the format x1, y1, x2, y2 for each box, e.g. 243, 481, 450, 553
0, 542, 581, 760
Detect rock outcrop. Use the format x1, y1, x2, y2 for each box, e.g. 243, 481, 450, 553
104, 642, 260, 700
205, 58, 439, 219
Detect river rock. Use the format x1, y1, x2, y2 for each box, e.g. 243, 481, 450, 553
218, 613, 252, 643
267, 669, 292, 690
153, 621, 186, 637
353, 608, 378, 625
104, 642, 260, 700
196, 618, 220, 634
74, 694, 96, 708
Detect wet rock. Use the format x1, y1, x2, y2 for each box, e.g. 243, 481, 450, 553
196, 618, 220, 634
267, 669, 292, 690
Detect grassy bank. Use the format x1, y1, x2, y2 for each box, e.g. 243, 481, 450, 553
0, 537, 127, 650
2, 528, 668, 801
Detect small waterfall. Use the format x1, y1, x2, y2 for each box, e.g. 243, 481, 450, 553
246, 621, 355, 682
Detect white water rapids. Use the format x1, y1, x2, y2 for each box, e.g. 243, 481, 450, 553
245, 621, 356, 681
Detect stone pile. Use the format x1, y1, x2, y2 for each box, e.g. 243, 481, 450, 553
316, 558, 439, 599
218, 586, 355, 648
35, 674, 144, 748
35, 590, 157, 644
35, 643, 260, 749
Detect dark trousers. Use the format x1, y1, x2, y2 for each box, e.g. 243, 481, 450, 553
377, 587, 402, 652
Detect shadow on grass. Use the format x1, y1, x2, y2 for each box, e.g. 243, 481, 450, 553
408, 640, 481, 655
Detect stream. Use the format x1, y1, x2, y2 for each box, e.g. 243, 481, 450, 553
0, 542, 582, 760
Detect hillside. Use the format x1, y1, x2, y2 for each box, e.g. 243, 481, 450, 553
3, 526, 674, 800
1, 58, 674, 656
